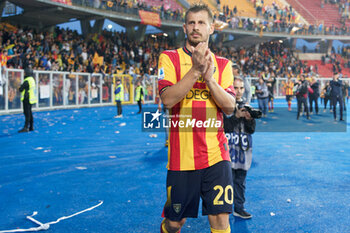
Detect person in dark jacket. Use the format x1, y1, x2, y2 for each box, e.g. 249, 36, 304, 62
255, 77, 269, 117
18, 67, 37, 132
322, 81, 333, 112
330, 72, 344, 121
224, 77, 256, 220
308, 77, 320, 114
295, 74, 313, 120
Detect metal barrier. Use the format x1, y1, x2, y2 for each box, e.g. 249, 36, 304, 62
0, 68, 340, 115
0, 69, 159, 115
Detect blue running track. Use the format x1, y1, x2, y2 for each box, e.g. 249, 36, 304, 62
0, 99, 349, 233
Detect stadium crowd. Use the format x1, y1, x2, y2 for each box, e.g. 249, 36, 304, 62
0, 25, 174, 78
71, 0, 350, 36
1, 22, 350, 82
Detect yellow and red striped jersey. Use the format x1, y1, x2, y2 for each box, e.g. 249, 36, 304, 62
0, 54, 9, 67
158, 47, 235, 171
284, 80, 294, 96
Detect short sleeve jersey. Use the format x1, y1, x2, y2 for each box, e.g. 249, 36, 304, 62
158, 47, 235, 171
285, 80, 294, 96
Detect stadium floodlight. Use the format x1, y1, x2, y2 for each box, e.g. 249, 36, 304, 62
279, 40, 283, 43
107, 24, 113, 30
163, 33, 168, 37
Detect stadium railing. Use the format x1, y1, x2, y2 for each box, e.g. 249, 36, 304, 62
0, 69, 157, 115
0, 69, 339, 115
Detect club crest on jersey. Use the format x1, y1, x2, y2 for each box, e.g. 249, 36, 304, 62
173, 204, 181, 214
158, 67, 165, 80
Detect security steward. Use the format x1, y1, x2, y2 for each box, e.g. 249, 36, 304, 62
18, 67, 37, 132
114, 79, 123, 118
135, 80, 144, 114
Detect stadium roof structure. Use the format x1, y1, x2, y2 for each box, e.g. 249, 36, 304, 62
2, 0, 350, 47
1, 0, 183, 31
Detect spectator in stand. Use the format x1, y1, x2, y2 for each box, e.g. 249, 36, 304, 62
308, 77, 320, 115
330, 72, 344, 121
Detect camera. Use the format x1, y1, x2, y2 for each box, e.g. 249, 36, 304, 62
237, 103, 262, 119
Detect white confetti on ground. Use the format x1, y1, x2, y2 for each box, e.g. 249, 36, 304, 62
270, 212, 275, 216
149, 134, 158, 138
62, 122, 66, 125
287, 199, 291, 203
43, 150, 51, 153
305, 137, 311, 140
109, 156, 116, 159
119, 122, 126, 127
74, 110, 78, 113
34, 147, 43, 150
75, 166, 87, 170
127, 200, 131, 203
115, 131, 120, 134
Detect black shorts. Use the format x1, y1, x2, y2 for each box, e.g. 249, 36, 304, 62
162, 160, 233, 221
286, 95, 293, 102
269, 94, 274, 101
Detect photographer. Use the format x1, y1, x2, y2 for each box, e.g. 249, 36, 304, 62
294, 74, 313, 120
255, 77, 269, 117
224, 77, 256, 219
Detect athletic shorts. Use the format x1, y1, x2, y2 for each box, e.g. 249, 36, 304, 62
269, 94, 274, 101
286, 95, 293, 102
162, 160, 233, 221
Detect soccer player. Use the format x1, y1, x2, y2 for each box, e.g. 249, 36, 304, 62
283, 76, 294, 111
158, 4, 236, 233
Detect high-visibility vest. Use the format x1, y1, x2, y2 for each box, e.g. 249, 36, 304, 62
115, 84, 124, 101
135, 85, 144, 101
21, 76, 37, 104
250, 85, 256, 95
